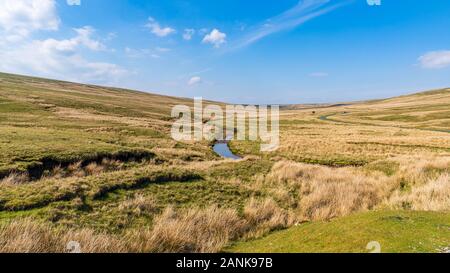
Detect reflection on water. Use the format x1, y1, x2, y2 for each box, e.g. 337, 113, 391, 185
213, 143, 241, 160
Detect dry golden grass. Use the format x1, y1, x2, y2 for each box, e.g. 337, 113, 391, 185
262, 161, 396, 221
126, 206, 245, 253
245, 156, 449, 221
243, 198, 296, 238
0, 198, 301, 253
0, 218, 124, 253
388, 174, 449, 211
383, 156, 450, 211
0, 206, 243, 253
273, 122, 450, 165
232, 90, 450, 166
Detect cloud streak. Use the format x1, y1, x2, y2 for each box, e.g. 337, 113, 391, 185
227, 0, 348, 52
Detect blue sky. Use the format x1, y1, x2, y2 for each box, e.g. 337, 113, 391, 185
1, 0, 450, 104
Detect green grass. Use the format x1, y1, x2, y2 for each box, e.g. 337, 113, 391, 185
227, 210, 450, 253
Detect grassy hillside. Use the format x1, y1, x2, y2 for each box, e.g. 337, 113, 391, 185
0, 73, 448, 253
323, 89, 450, 132
227, 210, 450, 253
0, 72, 217, 177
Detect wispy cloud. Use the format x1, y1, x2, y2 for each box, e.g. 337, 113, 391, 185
227, 0, 348, 52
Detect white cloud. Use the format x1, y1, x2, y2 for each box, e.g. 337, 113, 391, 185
0, 0, 60, 41
202, 29, 227, 48
41, 26, 106, 51
309, 72, 328, 77
146, 17, 175, 37
73, 26, 106, 51
418, 50, 450, 69
0, 27, 126, 84
183, 28, 195, 40
0, 1, 125, 85
22, 26, 105, 54
229, 0, 345, 51
188, 76, 202, 86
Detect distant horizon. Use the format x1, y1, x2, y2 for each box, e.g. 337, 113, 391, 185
1, 0, 450, 104
2, 70, 448, 106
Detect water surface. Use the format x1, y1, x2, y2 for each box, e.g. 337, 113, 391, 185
213, 143, 241, 160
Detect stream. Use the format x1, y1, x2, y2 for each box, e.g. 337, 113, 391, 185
213, 141, 241, 160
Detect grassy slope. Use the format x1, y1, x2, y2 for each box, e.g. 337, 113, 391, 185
227, 210, 450, 253
327, 89, 450, 131
0, 72, 217, 175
